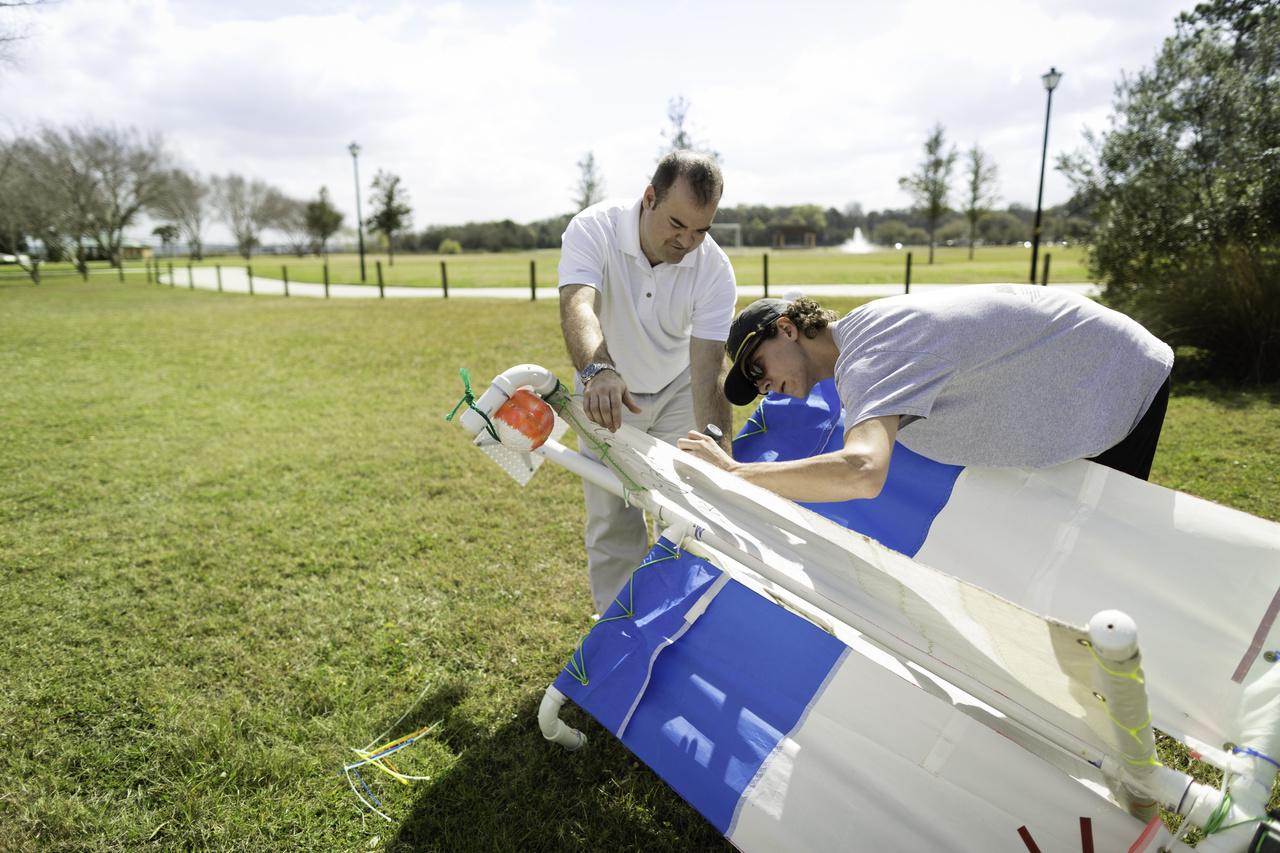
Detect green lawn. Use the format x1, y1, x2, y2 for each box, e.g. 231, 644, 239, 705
1, 279, 1275, 850
5, 243, 1089, 289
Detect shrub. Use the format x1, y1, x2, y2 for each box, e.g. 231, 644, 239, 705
437, 238, 462, 255
1061, 2, 1280, 381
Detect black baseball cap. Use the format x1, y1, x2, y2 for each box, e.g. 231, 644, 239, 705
723, 298, 790, 406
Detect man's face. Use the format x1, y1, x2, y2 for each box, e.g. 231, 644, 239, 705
639, 178, 717, 266
745, 320, 814, 400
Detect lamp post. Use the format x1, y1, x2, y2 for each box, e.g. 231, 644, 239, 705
348, 141, 367, 283
1029, 66, 1062, 284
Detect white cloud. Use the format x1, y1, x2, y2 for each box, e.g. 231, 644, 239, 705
0, 0, 1190, 238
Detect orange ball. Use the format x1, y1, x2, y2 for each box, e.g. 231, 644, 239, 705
493, 389, 555, 451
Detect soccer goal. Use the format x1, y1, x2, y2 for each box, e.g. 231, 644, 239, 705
708, 222, 742, 248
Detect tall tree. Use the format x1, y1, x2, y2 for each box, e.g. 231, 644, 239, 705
152, 224, 178, 257
152, 169, 209, 260
573, 151, 605, 211
304, 187, 343, 257
367, 171, 412, 266
210, 173, 288, 260
659, 95, 720, 161
962, 145, 999, 260
899, 123, 957, 264
1061, 0, 1280, 381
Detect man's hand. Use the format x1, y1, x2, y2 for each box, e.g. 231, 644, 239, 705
584, 369, 641, 432
677, 430, 737, 471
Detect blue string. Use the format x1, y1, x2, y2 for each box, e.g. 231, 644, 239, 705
352, 768, 383, 807
1232, 745, 1280, 772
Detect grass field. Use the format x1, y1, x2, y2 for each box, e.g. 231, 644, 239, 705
4, 243, 1091, 290
1, 278, 1276, 850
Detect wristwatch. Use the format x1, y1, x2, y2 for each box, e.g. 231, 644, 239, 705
579, 362, 616, 386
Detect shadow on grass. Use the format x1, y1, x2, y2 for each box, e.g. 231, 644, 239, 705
1171, 376, 1280, 409
387, 691, 729, 853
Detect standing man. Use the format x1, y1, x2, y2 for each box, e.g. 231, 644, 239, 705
559, 151, 737, 613
678, 286, 1173, 501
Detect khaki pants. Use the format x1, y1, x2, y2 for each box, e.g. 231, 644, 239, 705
579, 368, 694, 613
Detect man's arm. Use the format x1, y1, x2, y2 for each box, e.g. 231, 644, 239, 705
689, 336, 732, 454
676, 414, 898, 502
559, 284, 640, 431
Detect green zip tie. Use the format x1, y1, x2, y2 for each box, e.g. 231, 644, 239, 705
445, 367, 500, 442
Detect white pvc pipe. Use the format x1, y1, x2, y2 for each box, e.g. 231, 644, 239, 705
457, 363, 560, 438
538, 685, 586, 751
1087, 610, 1159, 822
535, 439, 628, 500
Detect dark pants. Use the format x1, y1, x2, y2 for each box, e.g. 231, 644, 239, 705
1087, 378, 1170, 481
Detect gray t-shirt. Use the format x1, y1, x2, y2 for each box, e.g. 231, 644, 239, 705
832, 285, 1174, 468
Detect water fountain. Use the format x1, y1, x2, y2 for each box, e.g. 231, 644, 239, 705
837, 227, 876, 254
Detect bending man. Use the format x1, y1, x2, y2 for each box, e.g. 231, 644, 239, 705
559, 151, 736, 612
678, 286, 1173, 502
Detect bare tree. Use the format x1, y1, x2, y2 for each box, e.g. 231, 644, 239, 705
573, 151, 605, 211
0, 135, 76, 274
1, 0, 48, 67
367, 171, 411, 266
275, 196, 313, 257
962, 145, 999, 260
152, 168, 209, 260
22, 128, 108, 274
659, 95, 720, 161
210, 173, 288, 260
304, 187, 343, 257
899, 123, 957, 264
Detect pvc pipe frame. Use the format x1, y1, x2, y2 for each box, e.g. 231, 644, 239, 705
458, 366, 1277, 844
538, 685, 586, 751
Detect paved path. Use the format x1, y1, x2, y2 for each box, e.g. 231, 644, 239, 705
156, 266, 1101, 300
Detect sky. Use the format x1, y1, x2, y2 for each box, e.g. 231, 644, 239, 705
1, 0, 1192, 238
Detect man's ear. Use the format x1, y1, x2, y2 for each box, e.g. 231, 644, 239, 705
643, 185, 656, 209
777, 317, 799, 340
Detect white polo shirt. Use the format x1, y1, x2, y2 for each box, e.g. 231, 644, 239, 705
558, 198, 737, 394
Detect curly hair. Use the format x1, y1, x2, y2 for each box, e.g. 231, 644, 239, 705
783, 296, 838, 338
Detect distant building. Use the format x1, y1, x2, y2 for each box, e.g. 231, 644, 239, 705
770, 224, 817, 250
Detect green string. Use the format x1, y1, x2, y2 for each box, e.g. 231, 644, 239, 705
545, 387, 646, 496
1204, 790, 1233, 834
1088, 645, 1146, 685
562, 541, 682, 686
445, 367, 500, 442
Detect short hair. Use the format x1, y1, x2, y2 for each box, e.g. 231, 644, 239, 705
651, 151, 723, 208
783, 296, 838, 339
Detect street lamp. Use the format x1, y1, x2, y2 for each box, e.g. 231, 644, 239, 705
1029, 66, 1062, 285
348, 141, 367, 283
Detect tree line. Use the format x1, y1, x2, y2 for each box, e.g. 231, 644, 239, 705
0, 126, 413, 275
